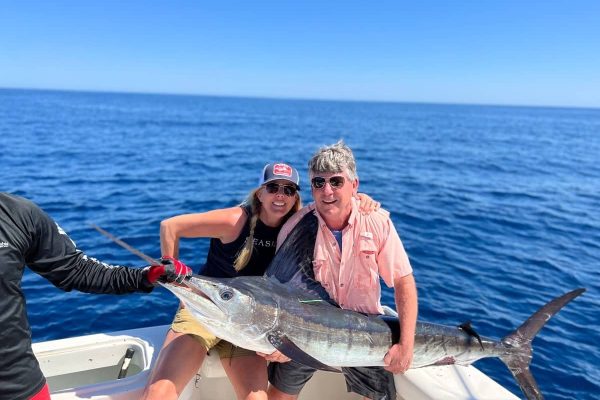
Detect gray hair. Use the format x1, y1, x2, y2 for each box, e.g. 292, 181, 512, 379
308, 140, 358, 181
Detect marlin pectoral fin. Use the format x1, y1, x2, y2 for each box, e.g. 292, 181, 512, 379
267, 333, 341, 373
458, 321, 484, 350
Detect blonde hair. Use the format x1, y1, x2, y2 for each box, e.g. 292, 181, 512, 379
233, 187, 302, 271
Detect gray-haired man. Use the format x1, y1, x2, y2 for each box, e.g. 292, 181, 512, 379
264, 141, 418, 400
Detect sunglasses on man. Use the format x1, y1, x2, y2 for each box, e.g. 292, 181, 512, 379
264, 182, 298, 197
311, 176, 346, 190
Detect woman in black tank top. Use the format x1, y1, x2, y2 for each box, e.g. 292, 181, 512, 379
143, 163, 302, 400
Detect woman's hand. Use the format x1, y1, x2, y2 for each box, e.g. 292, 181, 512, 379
356, 193, 380, 215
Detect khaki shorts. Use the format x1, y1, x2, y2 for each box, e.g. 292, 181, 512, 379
171, 307, 256, 359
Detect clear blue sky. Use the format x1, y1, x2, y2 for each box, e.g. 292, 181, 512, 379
1, 0, 599, 107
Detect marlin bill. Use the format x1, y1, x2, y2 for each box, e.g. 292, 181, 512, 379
162, 276, 584, 400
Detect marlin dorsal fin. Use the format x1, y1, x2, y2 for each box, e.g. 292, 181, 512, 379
265, 211, 336, 305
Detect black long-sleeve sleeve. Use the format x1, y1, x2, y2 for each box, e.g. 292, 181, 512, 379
26, 205, 153, 293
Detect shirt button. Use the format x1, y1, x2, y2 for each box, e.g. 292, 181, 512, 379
340, 283, 344, 287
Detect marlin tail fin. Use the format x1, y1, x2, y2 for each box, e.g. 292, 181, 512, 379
499, 288, 585, 400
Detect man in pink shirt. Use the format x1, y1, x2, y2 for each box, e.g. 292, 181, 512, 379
265, 141, 418, 400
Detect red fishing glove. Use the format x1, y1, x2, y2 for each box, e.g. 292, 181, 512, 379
145, 256, 192, 284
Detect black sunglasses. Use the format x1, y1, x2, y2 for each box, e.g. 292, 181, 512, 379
311, 176, 346, 190
265, 182, 298, 197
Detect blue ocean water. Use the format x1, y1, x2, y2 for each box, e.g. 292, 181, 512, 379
1, 88, 599, 399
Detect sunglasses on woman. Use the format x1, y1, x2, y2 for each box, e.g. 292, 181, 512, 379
311, 176, 346, 190
264, 182, 298, 197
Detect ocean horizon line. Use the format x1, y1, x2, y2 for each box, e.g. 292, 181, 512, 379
2, 86, 598, 112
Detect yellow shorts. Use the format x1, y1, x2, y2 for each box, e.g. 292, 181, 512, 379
171, 307, 256, 359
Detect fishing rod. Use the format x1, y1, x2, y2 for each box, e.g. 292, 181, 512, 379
90, 224, 161, 265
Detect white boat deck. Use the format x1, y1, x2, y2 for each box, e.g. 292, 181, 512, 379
33, 325, 518, 400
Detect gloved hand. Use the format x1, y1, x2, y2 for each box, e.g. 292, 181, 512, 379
145, 256, 192, 284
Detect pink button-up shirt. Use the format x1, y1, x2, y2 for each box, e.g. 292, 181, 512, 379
277, 199, 412, 314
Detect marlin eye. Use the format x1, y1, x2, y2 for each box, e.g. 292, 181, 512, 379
220, 290, 234, 301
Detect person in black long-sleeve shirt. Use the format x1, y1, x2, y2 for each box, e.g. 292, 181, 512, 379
0, 193, 192, 400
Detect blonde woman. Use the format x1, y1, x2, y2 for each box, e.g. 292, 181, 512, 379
143, 162, 377, 400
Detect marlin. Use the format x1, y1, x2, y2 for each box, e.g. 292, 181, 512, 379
165, 213, 584, 400
164, 276, 583, 400
93, 217, 585, 400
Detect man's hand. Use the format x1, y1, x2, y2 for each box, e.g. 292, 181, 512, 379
145, 256, 192, 284
256, 350, 291, 363
383, 343, 413, 374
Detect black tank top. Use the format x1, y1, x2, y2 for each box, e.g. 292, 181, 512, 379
201, 205, 280, 278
